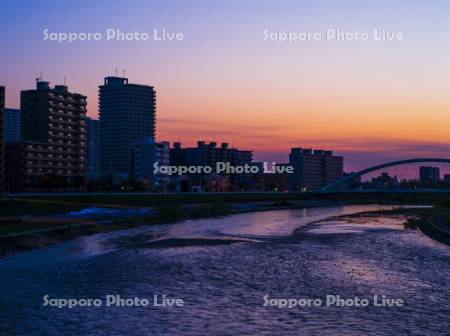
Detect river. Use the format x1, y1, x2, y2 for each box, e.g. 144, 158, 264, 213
1, 205, 449, 335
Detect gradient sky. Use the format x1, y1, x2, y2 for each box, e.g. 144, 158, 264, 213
1, 0, 450, 172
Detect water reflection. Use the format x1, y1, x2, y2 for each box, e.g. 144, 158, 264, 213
1, 205, 449, 335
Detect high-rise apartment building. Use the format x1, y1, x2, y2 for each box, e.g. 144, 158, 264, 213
86, 117, 100, 177
0, 86, 5, 193
419, 166, 440, 184
6, 80, 87, 192
289, 148, 343, 191
4, 108, 21, 143
99, 76, 156, 176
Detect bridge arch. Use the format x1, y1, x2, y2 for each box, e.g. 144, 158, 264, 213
321, 158, 450, 191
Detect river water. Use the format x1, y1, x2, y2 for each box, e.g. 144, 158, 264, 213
1, 205, 450, 335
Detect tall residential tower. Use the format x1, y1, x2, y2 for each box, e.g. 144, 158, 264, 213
99, 76, 156, 176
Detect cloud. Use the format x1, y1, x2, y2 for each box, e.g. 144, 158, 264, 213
253, 137, 450, 172
158, 118, 450, 172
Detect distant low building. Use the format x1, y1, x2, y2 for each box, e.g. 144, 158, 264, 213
289, 148, 343, 191
86, 117, 100, 177
0, 86, 4, 193
133, 140, 170, 192
420, 166, 440, 184
255, 163, 291, 192
342, 172, 362, 190
170, 141, 253, 192
370, 172, 399, 189
4, 108, 21, 143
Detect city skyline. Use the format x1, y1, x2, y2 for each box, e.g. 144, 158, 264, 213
2, 0, 450, 171
1, 3, 450, 335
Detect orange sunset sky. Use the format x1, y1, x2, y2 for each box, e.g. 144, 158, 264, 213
2, 0, 450, 171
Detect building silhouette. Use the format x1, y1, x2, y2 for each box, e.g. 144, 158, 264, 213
289, 148, 343, 191
253, 163, 291, 192
99, 76, 156, 177
420, 166, 440, 184
86, 117, 100, 177
4, 108, 21, 143
170, 141, 253, 191
6, 80, 87, 192
0, 86, 4, 193
370, 172, 399, 189
133, 140, 170, 192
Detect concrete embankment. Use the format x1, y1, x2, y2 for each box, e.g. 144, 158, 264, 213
419, 211, 450, 246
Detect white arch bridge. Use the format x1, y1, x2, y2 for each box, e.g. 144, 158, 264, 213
321, 158, 450, 192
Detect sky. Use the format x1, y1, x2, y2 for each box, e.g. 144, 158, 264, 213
1, 0, 450, 172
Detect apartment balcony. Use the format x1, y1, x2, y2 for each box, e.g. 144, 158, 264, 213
25, 163, 52, 170
49, 94, 75, 103
49, 118, 79, 127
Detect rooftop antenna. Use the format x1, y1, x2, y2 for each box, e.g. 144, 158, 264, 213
39, 70, 43, 81
115, 67, 118, 76
122, 69, 126, 78
63, 75, 66, 85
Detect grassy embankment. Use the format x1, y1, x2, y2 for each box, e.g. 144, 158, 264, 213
0, 197, 234, 253
11, 191, 450, 207
0, 198, 89, 236
3, 192, 450, 237
0, 197, 234, 237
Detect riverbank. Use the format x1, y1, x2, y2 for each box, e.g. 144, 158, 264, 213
10, 190, 450, 208
1, 196, 450, 256
321, 206, 450, 246
0, 200, 337, 256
